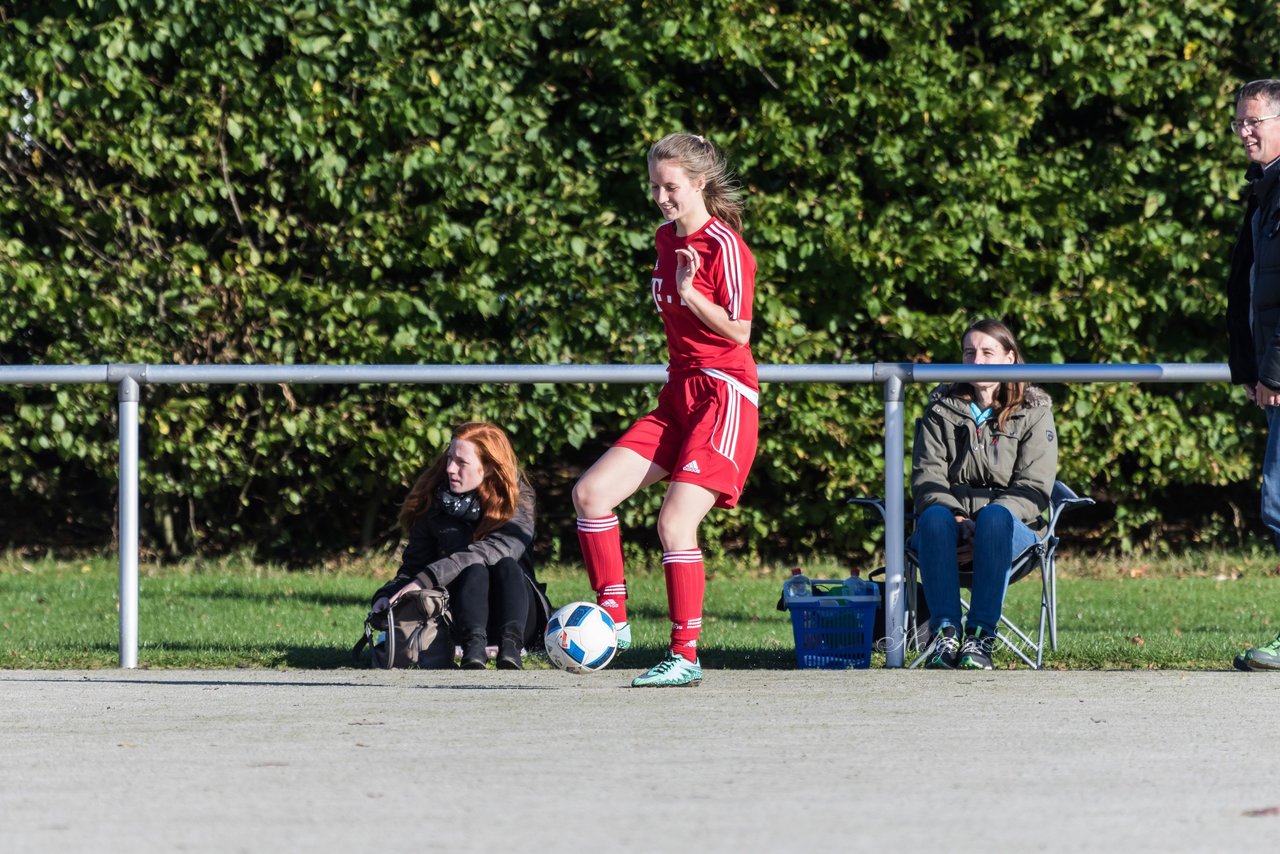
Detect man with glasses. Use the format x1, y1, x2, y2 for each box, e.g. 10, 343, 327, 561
1227, 79, 1280, 671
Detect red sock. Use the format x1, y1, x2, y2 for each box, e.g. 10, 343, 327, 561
663, 549, 705, 662
577, 516, 627, 625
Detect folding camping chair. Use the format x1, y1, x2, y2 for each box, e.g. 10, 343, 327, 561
851, 480, 1094, 669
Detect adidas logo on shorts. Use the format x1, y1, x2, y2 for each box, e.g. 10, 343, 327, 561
681, 459, 701, 474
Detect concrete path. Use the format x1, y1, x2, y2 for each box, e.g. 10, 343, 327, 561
3, 668, 1278, 853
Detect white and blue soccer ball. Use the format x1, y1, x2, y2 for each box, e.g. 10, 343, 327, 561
544, 601, 618, 674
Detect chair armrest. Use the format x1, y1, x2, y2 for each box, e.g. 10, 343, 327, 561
1057, 497, 1095, 514
847, 496, 888, 522
847, 495, 918, 525
1046, 494, 1096, 533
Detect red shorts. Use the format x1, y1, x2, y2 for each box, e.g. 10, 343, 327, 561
614, 371, 759, 508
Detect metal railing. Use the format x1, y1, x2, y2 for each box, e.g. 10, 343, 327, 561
0, 361, 1233, 668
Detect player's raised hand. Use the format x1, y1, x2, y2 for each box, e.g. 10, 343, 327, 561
674, 246, 699, 297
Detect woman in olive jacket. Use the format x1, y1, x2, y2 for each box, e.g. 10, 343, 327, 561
911, 319, 1058, 670
373, 422, 550, 670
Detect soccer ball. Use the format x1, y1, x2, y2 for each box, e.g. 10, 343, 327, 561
544, 601, 618, 674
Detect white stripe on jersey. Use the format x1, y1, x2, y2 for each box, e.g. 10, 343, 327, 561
706, 221, 743, 320
701, 368, 760, 407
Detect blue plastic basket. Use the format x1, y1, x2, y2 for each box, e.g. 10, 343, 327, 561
785, 585, 879, 670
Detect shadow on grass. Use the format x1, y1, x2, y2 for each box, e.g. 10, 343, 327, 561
709, 648, 797, 669
620, 642, 796, 670
622, 602, 788, 624
287, 645, 364, 668
61, 641, 364, 669
170, 589, 369, 608
621, 603, 673, 620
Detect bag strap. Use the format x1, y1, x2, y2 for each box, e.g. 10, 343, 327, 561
352, 615, 375, 665
385, 602, 397, 669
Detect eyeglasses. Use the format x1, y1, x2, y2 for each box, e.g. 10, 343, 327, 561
1231, 114, 1280, 134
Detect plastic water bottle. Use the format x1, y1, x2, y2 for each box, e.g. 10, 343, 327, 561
782, 567, 811, 600
842, 569, 877, 599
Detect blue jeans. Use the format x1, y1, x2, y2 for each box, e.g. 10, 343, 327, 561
1263, 407, 1280, 550
911, 504, 1038, 636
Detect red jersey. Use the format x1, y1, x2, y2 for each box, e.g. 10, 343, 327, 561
650, 216, 758, 391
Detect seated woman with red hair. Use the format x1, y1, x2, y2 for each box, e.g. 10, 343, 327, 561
373, 422, 549, 669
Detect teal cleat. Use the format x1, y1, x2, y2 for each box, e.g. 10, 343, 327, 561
631, 652, 702, 688
1244, 631, 1280, 671
614, 621, 631, 651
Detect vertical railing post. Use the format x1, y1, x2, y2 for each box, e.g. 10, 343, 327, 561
117, 375, 139, 668
880, 366, 909, 667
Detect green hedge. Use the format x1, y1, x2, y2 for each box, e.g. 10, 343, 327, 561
2, 0, 1277, 560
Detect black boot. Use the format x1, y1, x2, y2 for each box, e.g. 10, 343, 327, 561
496, 626, 524, 671
460, 630, 488, 670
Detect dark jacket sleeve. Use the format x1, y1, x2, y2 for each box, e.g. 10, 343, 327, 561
1261, 328, 1280, 390
409, 487, 537, 590
1228, 209, 1257, 385
370, 575, 414, 610
912, 410, 965, 518
396, 509, 442, 584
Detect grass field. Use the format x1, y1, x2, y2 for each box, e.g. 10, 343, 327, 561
1, 549, 1277, 670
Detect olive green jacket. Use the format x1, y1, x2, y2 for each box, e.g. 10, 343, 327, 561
911, 384, 1058, 526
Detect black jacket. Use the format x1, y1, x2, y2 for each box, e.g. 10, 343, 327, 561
372, 486, 550, 641
398, 487, 536, 589
1227, 159, 1280, 389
